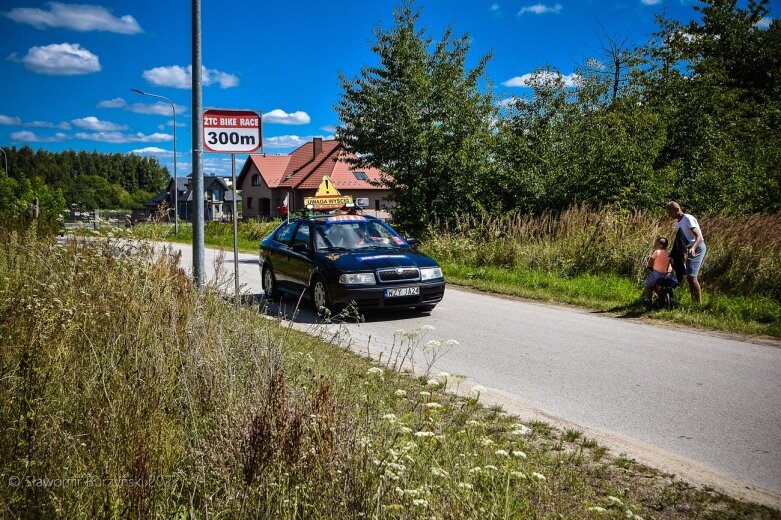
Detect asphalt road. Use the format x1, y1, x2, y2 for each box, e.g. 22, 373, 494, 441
167, 242, 781, 505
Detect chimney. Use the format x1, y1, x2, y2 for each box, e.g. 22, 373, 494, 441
313, 137, 323, 159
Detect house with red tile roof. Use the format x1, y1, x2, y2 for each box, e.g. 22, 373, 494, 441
236, 138, 391, 220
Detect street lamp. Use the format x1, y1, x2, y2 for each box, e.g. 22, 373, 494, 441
130, 88, 178, 235
0, 147, 7, 177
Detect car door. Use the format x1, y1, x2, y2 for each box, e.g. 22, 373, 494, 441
288, 221, 315, 294
269, 220, 299, 292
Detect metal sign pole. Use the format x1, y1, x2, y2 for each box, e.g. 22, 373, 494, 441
231, 153, 240, 312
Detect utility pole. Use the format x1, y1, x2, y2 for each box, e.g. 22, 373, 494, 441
192, 0, 205, 287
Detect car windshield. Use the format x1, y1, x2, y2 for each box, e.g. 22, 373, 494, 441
314, 217, 407, 251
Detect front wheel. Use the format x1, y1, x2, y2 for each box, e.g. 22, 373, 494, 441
310, 277, 332, 315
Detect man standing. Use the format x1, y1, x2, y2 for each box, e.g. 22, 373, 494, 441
666, 201, 707, 304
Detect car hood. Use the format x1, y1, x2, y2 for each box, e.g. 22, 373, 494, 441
322, 248, 437, 271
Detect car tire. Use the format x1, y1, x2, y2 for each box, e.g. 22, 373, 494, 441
416, 304, 436, 312
310, 276, 332, 315
262, 264, 279, 299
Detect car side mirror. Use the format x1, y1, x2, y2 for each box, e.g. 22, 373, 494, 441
292, 242, 310, 254
405, 237, 418, 246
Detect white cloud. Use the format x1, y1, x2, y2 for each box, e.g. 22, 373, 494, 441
320, 125, 337, 133
129, 102, 186, 116
74, 131, 173, 143
97, 97, 128, 109
129, 146, 171, 155
756, 16, 772, 29
27, 120, 72, 129
71, 116, 127, 131
10, 130, 68, 142
263, 109, 311, 125
4, 2, 142, 34
264, 135, 331, 149
142, 64, 239, 89
0, 115, 22, 125
490, 3, 500, 11
502, 71, 579, 87
518, 3, 562, 15
16, 42, 100, 75
640, 0, 662, 5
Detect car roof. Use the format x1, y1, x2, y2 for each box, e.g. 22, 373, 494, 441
297, 213, 381, 222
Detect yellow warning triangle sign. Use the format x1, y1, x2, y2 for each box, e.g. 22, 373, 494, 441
315, 176, 340, 197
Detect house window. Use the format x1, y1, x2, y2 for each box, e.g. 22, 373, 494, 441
353, 171, 369, 181
214, 188, 222, 201
247, 197, 253, 209
252, 174, 261, 186
375, 199, 380, 211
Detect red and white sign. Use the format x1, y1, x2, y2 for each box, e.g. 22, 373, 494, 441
203, 109, 261, 153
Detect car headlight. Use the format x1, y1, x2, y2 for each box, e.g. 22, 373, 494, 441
420, 267, 443, 281
339, 272, 376, 285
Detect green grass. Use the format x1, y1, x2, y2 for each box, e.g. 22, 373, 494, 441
2, 230, 779, 517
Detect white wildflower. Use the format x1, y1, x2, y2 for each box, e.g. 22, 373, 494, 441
382, 413, 397, 423
437, 371, 450, 379
431, 467, 449, 478
419, 391, 431, 397
394, 389, 407, 397
414, 431, 435, 438
531, 472, 546, 481
466, 420, 482, 427
483, 465, 499, 471
510, 424, 532, 436
607, 496, 623, 507
420, 324, 435, 332
588, 506, 607, 513
512, 450, 527, 459
444, 339, 460, 347
468, 385, 487, 399
468, 467, 482, 474
399, 426, 413, 434
457, 482, 473, 490
412, 498, 428, 508
479, 436, 494, 446
425, 402, 443, 410
367, 367, 384, 377
510, 471, 526, 479
394, 329, 406, 337
495, 449, 509, 457
426, 378, 441, 387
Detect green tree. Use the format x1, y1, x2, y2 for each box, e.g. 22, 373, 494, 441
335, 1, 496, 235
643, 0, 780, 213
0, 176, 66, 234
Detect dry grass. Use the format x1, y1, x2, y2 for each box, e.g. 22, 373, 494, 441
1, 229, 778, 518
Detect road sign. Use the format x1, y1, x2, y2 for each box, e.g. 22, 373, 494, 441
304, 176, 353, 210
203, 109, 261, 153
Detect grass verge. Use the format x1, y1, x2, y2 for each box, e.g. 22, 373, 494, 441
1, 230, 779, 517
437, 261, 781, 339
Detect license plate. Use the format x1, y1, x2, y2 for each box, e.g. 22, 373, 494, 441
384, 286, 420, 298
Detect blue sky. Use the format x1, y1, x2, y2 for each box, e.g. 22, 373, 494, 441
0, 0, 775, 178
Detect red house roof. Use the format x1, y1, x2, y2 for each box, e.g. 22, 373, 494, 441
238, 138, 386, 191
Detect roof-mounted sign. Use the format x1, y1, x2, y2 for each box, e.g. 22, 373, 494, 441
203, 109, 261, 153
304, 176, 353, 210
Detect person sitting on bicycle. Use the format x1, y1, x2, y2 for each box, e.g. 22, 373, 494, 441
642, 237, 672, 303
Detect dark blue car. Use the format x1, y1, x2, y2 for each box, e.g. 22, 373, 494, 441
259, 213, 445, 313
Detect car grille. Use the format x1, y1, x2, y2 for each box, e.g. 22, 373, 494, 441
377, 267, 420, 283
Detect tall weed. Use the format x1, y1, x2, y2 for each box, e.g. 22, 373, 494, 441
425, 207, 781, 300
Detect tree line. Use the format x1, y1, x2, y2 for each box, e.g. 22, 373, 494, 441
336, 0, 780, 235
0, 145, 168, 211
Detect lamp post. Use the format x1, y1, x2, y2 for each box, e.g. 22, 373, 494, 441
0, 147, 7, 177
130, 88, 178, 235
